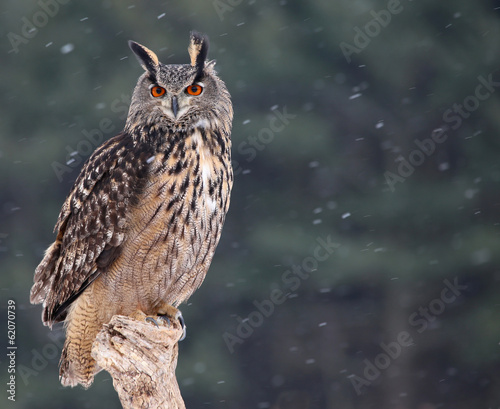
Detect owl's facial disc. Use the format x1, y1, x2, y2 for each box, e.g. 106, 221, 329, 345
155, 83, 204, 121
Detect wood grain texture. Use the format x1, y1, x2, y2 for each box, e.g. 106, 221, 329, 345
92, 314, 185, 409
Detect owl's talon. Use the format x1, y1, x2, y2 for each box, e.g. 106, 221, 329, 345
157, 310, 186, 341
157, 315, 172, 326
145, 316, 159, 327
176, 311, 187, 341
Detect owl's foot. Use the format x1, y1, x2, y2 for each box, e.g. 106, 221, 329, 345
158, 309, 186, 341
138, 304, 187, 341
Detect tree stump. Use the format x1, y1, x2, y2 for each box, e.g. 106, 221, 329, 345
92, 315, 186, 409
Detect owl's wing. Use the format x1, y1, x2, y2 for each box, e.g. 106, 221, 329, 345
30, 132, 150, 326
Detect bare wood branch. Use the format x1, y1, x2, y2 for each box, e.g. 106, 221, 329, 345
92, 315, 186, 409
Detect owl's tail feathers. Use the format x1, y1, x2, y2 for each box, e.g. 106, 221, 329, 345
59, 290, 102, 389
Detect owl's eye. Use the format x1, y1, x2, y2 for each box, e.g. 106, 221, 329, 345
186, 84, 203, 96
151, 86, 166, 98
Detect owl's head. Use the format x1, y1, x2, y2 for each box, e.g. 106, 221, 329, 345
125, 32, 232, 135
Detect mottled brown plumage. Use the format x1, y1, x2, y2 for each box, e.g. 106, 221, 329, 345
30, 32, 233, 388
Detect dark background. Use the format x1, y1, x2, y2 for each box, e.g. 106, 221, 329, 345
1, 1, 500, 408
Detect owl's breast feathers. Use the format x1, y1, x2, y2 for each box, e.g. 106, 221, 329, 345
30, 123, 232, 326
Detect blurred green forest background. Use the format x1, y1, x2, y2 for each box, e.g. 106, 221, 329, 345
1, 0, 500, 408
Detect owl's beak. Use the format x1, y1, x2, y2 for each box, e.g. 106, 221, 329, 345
171, 96, 179, 118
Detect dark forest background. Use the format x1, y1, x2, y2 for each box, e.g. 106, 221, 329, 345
1, 1, 500, 408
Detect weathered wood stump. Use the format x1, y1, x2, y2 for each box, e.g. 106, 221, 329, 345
92, 315, 185, 409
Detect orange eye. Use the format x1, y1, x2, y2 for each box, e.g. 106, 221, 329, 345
186, 84, 203, 96
151, 86, 166, 97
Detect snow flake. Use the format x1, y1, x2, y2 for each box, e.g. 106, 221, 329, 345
438, 162, 449, 171
60, 43, 74, 54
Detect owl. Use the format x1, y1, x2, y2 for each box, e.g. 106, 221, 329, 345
30, 32, 233, 388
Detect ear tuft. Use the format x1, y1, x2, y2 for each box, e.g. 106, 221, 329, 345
188, 31, 209, 78
128, 41, 159, 75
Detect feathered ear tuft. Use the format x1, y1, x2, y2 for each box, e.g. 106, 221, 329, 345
128, 41, 159, 75
188, 31, 209, 78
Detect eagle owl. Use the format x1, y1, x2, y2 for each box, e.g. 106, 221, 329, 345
30, 32, 233, 388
